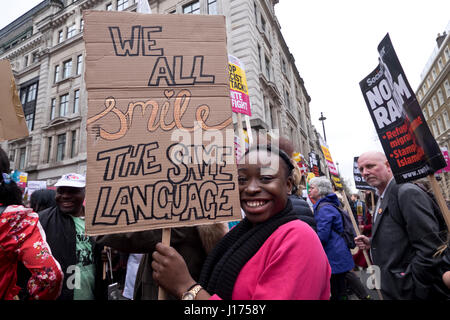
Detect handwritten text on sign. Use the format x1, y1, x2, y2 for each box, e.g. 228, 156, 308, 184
84, 12, 241, 235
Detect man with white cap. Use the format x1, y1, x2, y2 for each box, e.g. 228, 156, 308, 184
39, 173, 105, 300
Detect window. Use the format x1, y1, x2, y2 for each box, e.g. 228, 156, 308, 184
438, 58, 444, 71
47, 137, 52, 163
427, 102, 433, 117
58, 30, 64, 44
67, 24, 77, 38
423, 108, 428, 120
281, 57, 287, 74
444, 111, 449, 130
422, 84, 427, 94
432, 68, 437, 81
80, 19, 84, 31
432, 96, 439, 111
265, 55, 270, 80
284, 90, 290, 110
270, 105, 277, 129
71, 130, 77, 158
73, 89, 80, 113
438, 89, 444, 105
445, 47, 450, 62
54, 65, 60, 83
437, 116, 444, 134
432, 121, 439, 136
24, 55, 29, 68
117, 0, 129, 11
183, 1, 200, 14
50, 98, 56, 120
208, 0, 217, 14
257, 44, 262, 71
25, 113, 34, 131
427, 77, 432, 87
63, 59, 72, 79
76, 54, 83, 75
19, 147, 26, 170
19, 81, 38, 131
31, 51, 38, 63
56, 134, 66, 161
59, 94, 69, 117
260, 15, 266, 33
106, 3, 112, 11
444, 80, 450, 98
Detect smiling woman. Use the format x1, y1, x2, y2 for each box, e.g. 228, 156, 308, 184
151, 143, 332, 300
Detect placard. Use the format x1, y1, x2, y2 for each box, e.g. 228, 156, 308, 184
84, 11, 241, 235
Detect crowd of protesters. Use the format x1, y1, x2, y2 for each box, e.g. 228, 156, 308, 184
1, 141, 449, 300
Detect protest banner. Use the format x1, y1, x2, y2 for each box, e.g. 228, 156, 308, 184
0, 60, 29, 141
353, 157, 376, 191
83, 11, 242, 236
436, 147, 450, 174
26, 180, 47, 198
359, 33, 446, 183
309, 151, 322, 177
360, 33, 449, 231
228, 55, 251, 116
319, 137, 342, 189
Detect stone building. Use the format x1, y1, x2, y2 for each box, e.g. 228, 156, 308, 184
0, 0, 321, 187
416, 26, 450, 199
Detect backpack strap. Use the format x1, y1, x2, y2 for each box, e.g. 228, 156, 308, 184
316, 201, 344, 236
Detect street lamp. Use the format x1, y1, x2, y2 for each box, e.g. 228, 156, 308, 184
319, 112, 327, 142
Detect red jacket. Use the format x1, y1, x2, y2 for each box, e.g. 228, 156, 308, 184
0, 205, 63, 300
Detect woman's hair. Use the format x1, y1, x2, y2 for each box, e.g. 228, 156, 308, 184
0, 147, 23, 206
309, 176, 333, 198
244, 144, 295, 178
29, 189, 56, 213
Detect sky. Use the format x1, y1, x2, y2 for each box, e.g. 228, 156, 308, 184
275, 0, 450, 192
1, 0, 450, 192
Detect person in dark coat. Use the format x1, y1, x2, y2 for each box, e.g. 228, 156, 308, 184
356, 151, 448, 300
289, 194, 316, 232
39, 173, 106, 300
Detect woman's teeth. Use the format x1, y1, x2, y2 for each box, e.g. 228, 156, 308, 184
246, 200, 267, 207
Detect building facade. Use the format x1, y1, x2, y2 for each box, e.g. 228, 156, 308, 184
0, 0, 321, 187
416, 28, 450, 200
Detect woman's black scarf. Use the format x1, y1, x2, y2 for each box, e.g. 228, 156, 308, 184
199, 199, 299, 300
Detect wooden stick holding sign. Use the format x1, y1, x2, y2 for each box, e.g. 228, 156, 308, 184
157, 228, 172, 300
236, 113, 246, 158
428, 174, 450, 233
340, 190, 384, 300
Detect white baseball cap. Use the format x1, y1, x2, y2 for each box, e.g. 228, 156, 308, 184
54, 173, 86, 188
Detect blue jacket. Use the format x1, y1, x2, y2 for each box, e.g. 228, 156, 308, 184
313, 194, 354, 274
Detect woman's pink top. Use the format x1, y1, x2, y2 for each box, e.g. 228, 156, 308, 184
210, 220, 331, 300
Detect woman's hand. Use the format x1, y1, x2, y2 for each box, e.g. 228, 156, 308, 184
152, 243, 196, 299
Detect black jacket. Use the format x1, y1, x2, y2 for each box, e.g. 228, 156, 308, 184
289, 195, 316, 232
38, 206, 105, 300
371, 180, 448, 300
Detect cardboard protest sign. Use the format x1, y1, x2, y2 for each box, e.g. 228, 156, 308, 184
319, 137, 342, 189
359, 34, 446, 183
83, 11, 241, 235
228, 55, 251, 116
0, 60, 29, 141
353, 157, 376, 191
